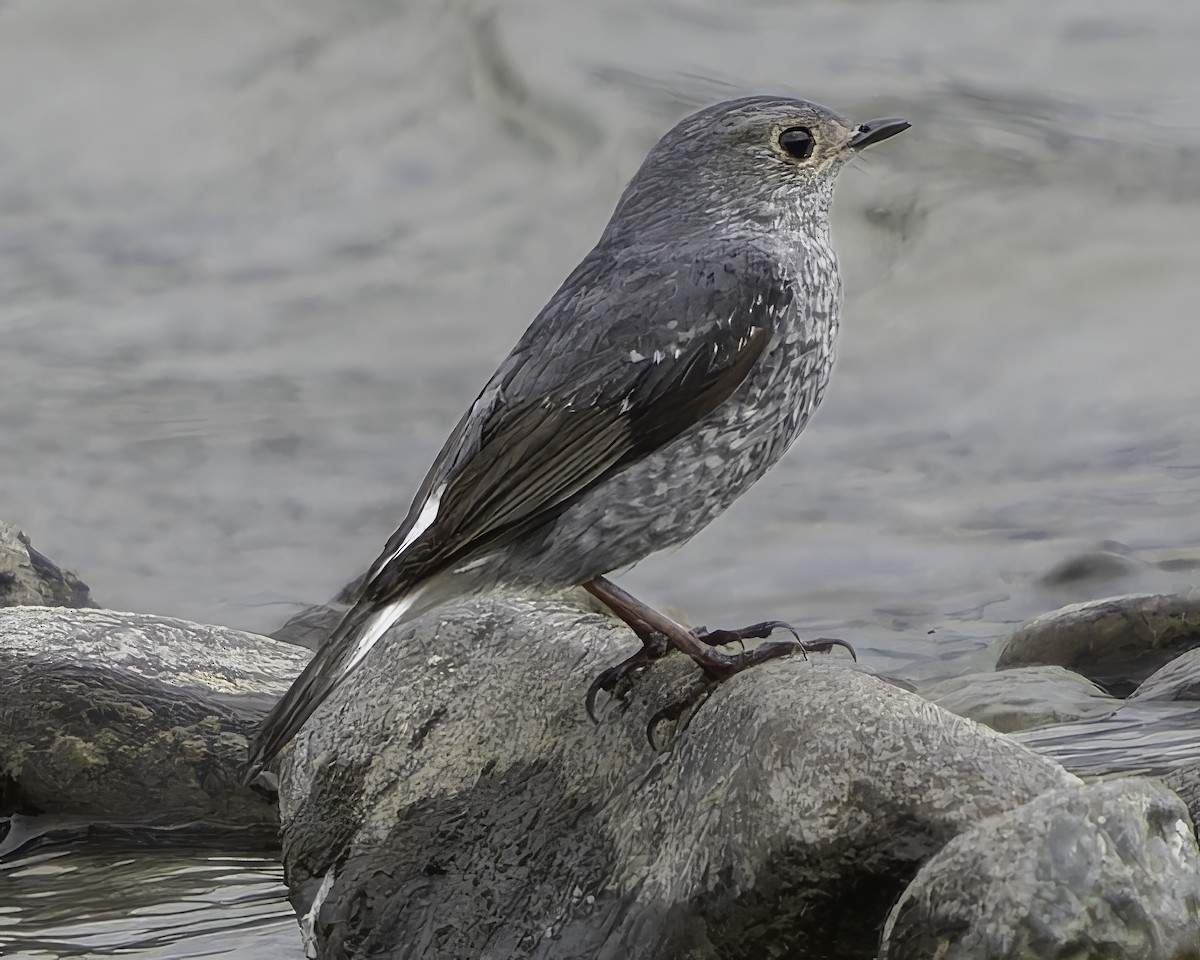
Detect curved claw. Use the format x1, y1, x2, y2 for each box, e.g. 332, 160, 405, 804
646, 701, 685, 750
645, 686, 712, 750
805, 636, 857, 662
585, 640, 668, 723
585, 665, 624, 724
694, 620, 810, 658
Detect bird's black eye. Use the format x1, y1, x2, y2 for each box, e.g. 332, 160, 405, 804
778, 126, 815, 160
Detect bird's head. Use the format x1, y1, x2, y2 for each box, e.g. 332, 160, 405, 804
605, 96, 909, 245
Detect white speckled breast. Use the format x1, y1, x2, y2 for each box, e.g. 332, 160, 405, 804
503, 236, 841, 587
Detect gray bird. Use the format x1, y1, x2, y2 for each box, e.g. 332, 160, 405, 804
246, 96, 908, 776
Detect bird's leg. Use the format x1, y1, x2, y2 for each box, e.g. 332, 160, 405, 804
583, 576, 855, 725
581, 583, 672, 722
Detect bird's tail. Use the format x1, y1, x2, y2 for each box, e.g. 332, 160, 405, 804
242, 589, 425, 783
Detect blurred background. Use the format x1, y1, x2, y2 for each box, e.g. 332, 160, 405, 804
2, 0, 1199, 955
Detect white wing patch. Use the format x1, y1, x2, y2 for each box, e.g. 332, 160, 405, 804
343, 588, 424, 676
368, 482, 446, 584
300, 868, 336, 958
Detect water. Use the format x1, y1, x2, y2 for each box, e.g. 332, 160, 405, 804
2, 0, 1199, 955
0, 823, 297, 959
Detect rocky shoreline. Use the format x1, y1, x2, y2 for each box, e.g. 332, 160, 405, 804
3, 521, 1200, 958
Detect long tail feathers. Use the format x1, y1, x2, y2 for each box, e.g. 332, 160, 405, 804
242, 593, 417, 783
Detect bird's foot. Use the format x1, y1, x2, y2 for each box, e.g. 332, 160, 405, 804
586, 619, 855, 723
585, 629, 671, 723
643, 630, 856, 747
689, 623, 857, 680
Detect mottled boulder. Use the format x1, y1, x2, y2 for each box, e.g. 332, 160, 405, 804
924, 665, 1116, 733
0, 606, 309, 833
0, 522, 95, 609
997, 591, 1200, 697
278, 591, 1076, 960
880, 778, 1200, 959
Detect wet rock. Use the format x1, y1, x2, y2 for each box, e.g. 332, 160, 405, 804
880, 777, 1200, 960
0, 522, 95, 609
996, 591, 1200, 697
277, 591, 1076, 960
925, 665, 1116, 733
0, 606, 309, 833
1128, 648, 1200, 704
1038, 542, 1140, 588
1014, 705, 1200, 781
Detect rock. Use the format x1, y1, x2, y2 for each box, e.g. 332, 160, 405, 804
1037, 542, 1140, 589
0, 522, 95, 609
880, 778, 1200, 959
996, 591, 1200, 697
924, 665, 1116, 733
1162, 765, 1200, 836
277, 591, 1076, 960
1013, 704, 1200, 780
1128, 648, 1200, 704
270, 576, 363, 651
0, 606, 310, 834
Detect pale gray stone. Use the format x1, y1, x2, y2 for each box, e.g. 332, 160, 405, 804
1163, 764, 1200, 836
880, 778, 1200, 960
925, 665, 1116, 733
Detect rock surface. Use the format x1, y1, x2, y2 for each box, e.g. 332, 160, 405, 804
1128, 648, 1200, 704
0, 605, 309, 833
1013, 703, 1200, 780
270, 576, 362, 651
0, 522, 95, 609
278, 591, 1077, 960
1163, 764, 1200, 836
880, 778, 1200, 959
924, 664, 1116, 733
997, 591, 1200, 696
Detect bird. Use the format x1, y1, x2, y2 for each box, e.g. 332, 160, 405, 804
245, 96, 909, 778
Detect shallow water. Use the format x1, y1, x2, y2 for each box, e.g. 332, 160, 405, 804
0, 824, 296, 959
2, 0, 1199, 955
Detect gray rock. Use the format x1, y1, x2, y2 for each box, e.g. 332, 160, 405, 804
1037, 542, 1141, 589
278, 591, 1076, 960
925, 665, 1116, 733
880, 778, 1200, 960
270, 575, 362, 651
0, 522, 95, 609
0, 605, 309, 832
1129, 648, 1200, 704
997, 590, 1200, 696
1014, 705, 1200, 780
1162, 764, 1200, 836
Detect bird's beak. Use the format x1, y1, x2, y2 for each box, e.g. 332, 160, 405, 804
846, 118, 910, 150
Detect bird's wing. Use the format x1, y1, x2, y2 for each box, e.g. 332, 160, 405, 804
359, 250, 794, 600
244, 250, 793, 777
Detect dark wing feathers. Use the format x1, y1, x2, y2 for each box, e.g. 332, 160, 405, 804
244, 249, 792, 777
360, 250, 791, 601
623, 321, 769, 457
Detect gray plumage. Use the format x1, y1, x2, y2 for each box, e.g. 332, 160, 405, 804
247, 96, 908, 775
